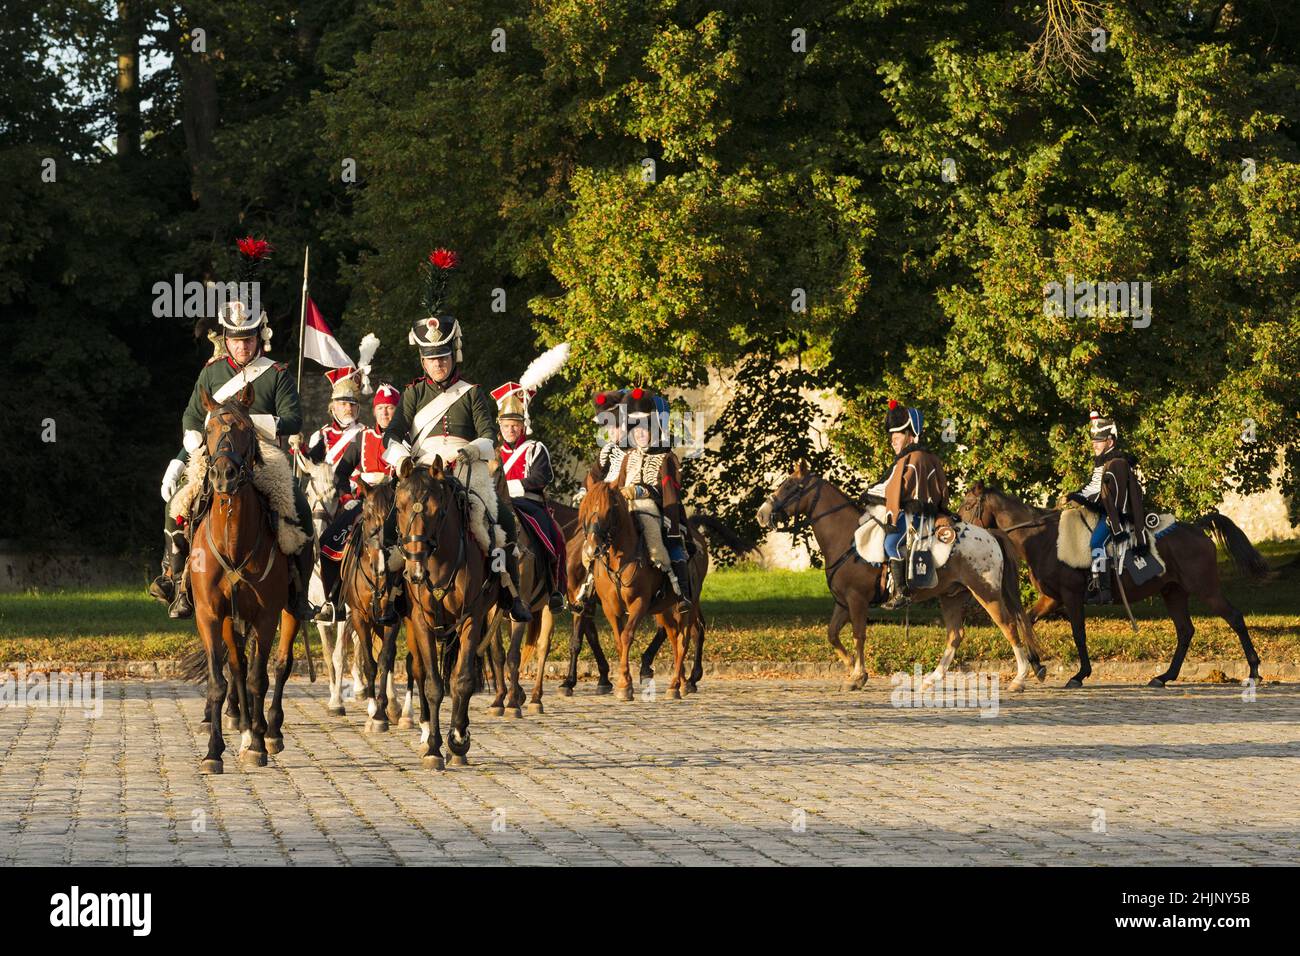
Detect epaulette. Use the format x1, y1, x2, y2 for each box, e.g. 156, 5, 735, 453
406, 377, 423, 388
203, 357, 221, 367
274, 361, 288, 372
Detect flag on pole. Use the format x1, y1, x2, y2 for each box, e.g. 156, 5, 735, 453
302, 298, 354, 369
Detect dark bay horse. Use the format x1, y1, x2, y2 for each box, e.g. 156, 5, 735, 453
958, 481, 1268, 687
758, 463, 1044, 691
340, 478, 405, 732
191, 387, 300, 773
577, 469, 708, 700
395, 458, 494, 769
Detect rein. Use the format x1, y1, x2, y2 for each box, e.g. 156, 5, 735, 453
768, 474, 872, 606
400, 474, 473, 644
204, 489, 276, 635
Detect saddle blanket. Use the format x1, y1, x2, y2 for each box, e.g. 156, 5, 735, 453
1057, 507, 1174, 570
169, 440, 309, 555
853, 504, 961, 568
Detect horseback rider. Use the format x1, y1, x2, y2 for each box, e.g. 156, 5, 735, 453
615, 387, 692, 613
301, 369, 394, 624
869, 400, 947, 611
149, 237, 315, 620
492, 375, 568, 613
569, 388, 629, 607
381, 249, 533, 623
1066, 411, 1148, 604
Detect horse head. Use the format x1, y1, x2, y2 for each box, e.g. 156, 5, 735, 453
957, 479, 993, 528
395, 457, 449, 587
201, 385, 257, 495
757, 460, 819, 529
302, 456, 340, 531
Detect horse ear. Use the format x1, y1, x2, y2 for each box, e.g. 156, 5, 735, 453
429, 455, 443, 476
971, 479, 984, 493
200, 388, 217, 412
355, 477, 370, 498
585, 467, 601, 490
794, 458, 808, 478
238, 384, 254, 408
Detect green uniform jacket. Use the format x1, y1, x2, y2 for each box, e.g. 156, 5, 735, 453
382, 371, 497, 466
176, 356, 303, 462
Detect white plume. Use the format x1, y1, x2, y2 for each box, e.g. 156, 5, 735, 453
356, 333, 380, 394
520, 342, 570, 393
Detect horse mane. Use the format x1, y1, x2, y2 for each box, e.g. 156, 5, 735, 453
979, 483, 1054, 517
581, 478, 635, 539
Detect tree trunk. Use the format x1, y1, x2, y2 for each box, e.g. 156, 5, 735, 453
115, 0, 141, 162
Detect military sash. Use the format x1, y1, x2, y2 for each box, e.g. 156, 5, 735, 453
411, 379, 473, 448
212, 356, 276, 403
324, 423, 362, 465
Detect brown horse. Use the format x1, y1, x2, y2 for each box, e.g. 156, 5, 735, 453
340, 478, 406, 732
577, 469, 707, 700
758, 463, 1045, 691
958, 481, 1268, 687
395, 459, 493, 769
190, 387, 300, 773
556, 500, 616, 695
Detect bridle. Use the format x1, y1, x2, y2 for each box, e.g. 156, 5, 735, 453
581, 487, 640, 591
207, 411, 255, 495
765, 474, 859, 537
346, 488, 398, 621
963, 486, 1048, 533
397, 473, 469, 638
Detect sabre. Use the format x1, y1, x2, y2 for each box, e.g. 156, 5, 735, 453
1113, 543, 1139, 633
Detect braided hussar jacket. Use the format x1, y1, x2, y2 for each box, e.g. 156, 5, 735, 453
615, 446, 687, 537
882, 443, 948, 524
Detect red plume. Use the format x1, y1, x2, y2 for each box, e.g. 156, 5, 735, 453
594, 392, 607, 406
631, 387, 644, 400
428, 248, 460, 270
888, 399, 899, 409
236, 236, 272, 260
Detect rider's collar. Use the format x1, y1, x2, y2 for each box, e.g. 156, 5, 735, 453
894, 442, 925, 460
425, 369, 460, 389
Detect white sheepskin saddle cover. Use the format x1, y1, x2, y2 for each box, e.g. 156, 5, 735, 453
449, 459, 506, 557
1056, 507, 1173, 569
168, 441, 310, 555
854, 504, 957, 568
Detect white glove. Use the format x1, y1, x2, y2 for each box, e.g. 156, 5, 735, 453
161, 459, 186, 501
456, 444, 482, 465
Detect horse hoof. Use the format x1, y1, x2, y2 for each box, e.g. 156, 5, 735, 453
239, 749, 267, 769
1147, 677, 1166, 688
326, 704, 346, 717
595, 682, 614, 696
506, 707, 522, 719
421, 754, 445, 771
386, 706, 403, 723
1035, 666, 1047, 681
1065, 678, 1083, 689
199, 720, 212, 732
265, 736, 283, 755
667, 687, 681, 700
486, 705, 505, 717
222, 715, 238, 731
558, 685, 573, 697
200, 759, 223, 775
639, 670, 654, 683
527, 702, 544, 715
1009, 680, 1026, 693
397, 717, 415, 729
364, 718, 389, 734
615, 686, 633, 702
683, 682, 698, 695
448, 754, 469, 767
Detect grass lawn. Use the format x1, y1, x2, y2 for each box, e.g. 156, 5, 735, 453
2, 539, 1296, 674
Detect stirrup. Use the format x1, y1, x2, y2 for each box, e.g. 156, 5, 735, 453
149, 574, 174, 605
548, 590, 566, 612
314, 601, 336, 624
509, 596, 533, 623
168, 588, 193, 620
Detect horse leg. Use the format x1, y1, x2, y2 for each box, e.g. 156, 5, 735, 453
398, 651, 415, 729
1064, 590, 1092, 688
315, 621, 340, 715
967, 584, 1035, 692
267, 609, 297, 754
1029, 593, 1059, 624
640, 626, 667, 683
664, 617, 687, 700
222, 617, 253, 756
611, 607, 636, 701
827, 601, 853, 669
504, 617, 527, 716
484, 612, 508, 715
1202, 591, 1261, 683
529, 614, 552, 713
356, 619, 387, 733
381, 624, 402, 722
446, 614, 479, 764
559, 608, 584, 696
199, 620, 228, 773
347, 620, 365, 702
409, 625, 443, 770
1150, 586, 1194, 688
586, 612, 613, 693
240, 614, 273, 767
840, 596, 870, 691
922, 595, 968, 690
686, 613, 705, 692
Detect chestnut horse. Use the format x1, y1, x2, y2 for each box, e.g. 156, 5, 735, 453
395, 459, 494, 769
576, 469, 707, 700
958, 481, 1268, 687
191, 387, 300, 773
340, 478, 407, 732
758, 462, 1044, 691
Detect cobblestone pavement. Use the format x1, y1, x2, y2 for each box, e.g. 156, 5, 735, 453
0, 677, 1296, 865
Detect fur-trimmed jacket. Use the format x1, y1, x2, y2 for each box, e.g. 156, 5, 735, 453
882, 443, 948, 525
1077, 448, 1146, 534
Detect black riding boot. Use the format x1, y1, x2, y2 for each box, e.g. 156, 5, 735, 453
148, 530, 178, 605
503, 547, 533, 623
289, 545, 314, 621
881, 558, 910, 610
670, 559, 692, 613
1088, 570, 1112, 605
158, 526, 193, 619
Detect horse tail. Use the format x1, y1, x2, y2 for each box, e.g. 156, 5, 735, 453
178, 642, 209, 683
990, 528, 1044, 661
1194, 511, 1271, 580
687, 512, 756, 555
